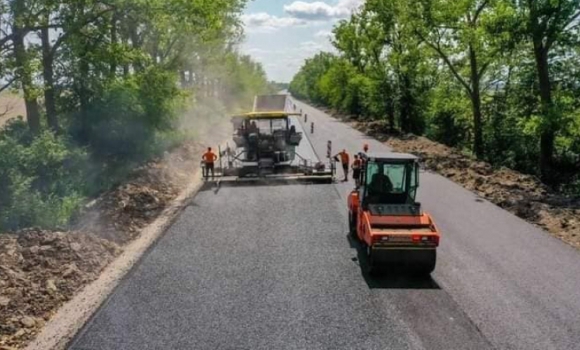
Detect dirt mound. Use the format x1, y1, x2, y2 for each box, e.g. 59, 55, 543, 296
0, 120, 230, 349
76, 140, 208, 244
0, 229, 120, 348
387, 135, 580, 248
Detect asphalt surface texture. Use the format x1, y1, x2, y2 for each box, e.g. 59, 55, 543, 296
69, 98, 580, 350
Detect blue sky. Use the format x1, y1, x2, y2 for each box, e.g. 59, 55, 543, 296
240, 0, 363, 82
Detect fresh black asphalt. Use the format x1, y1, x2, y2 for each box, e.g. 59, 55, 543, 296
68, 100, 580, 350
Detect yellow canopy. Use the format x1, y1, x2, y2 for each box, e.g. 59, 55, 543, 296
231, 111, 301, 119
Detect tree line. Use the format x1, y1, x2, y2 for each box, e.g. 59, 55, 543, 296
0, 0, 272, 231
290, 0, 580, 190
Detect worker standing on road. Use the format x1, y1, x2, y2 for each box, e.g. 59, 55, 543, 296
202, 147, 218, 180
359, 143, 370, 168
352, 154, 362, 187
357, 143, 369, 168
334, 149, 350, 182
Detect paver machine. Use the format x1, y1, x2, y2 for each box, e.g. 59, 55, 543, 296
214, 95, 334, 184
347, 153, 441, 274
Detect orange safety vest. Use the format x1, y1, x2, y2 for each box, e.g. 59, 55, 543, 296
339, 151, 349, 165
352, 158, 361, 169
203, 151, 217, 164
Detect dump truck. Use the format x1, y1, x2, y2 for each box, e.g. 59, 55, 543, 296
211, 94, 334, 184
253, 94, 289, 112
347, 152, 440, 274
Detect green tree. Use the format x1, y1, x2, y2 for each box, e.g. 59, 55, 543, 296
409, 0, 506, 158
0, 0, 275, 231
516, 0, 580, 178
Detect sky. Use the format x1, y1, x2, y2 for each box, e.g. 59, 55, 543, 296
240, 0, 364, 83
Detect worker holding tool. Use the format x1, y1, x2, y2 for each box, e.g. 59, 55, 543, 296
202, 147, 218, 180
334, 149, 350, 181
352, 154, 362, 187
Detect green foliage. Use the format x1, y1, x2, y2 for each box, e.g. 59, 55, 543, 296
70, 67, 183, 164
219, 54, 272, 110
0, 121, 88, 230
289, 52, 337, 104
425, 83, 471, 148
290, 0, 580, 191
0, 0, 272, 232
269, 81, 290, 92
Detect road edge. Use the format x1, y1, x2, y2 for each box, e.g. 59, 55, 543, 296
24, 145, 224, 350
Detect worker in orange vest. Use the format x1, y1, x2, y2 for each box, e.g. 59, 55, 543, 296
352, 154, 362, 187
202, 147, 218, 179
334, 149, 350, 181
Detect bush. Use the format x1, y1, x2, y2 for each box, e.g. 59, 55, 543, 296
71, 67, 183, 165
425, 85, 471, 148
0, 121, 89, 230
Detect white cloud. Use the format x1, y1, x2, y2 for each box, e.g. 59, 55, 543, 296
245, 47, 269, 55
242, 13, 307, 32
242, 36, 336, 82
299, 41, 324, 50
241, 1, 360, 81
284, 0, 363, 21
314, 30, 333, 38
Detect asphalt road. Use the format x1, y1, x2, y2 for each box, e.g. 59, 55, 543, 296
69, 99, 580, 350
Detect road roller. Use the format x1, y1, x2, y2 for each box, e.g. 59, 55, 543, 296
347, 152, 440, 274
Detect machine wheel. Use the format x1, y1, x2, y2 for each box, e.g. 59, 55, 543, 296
348, 211, 357, 239
365, 245, 378, 276
413, 250, 437, 275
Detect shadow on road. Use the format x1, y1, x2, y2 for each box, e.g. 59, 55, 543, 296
347, 234, 441, 290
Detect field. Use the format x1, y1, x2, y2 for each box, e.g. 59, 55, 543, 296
0, 92, 26, 127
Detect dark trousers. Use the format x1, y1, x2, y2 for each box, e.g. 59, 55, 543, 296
342, 163, 348, 180
353, 169, 361, 184
204, 162, 214, 178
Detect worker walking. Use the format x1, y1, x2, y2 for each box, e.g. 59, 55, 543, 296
202, 147, 218, 180
334, 149, 350, 182
352, 154, 362, 187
